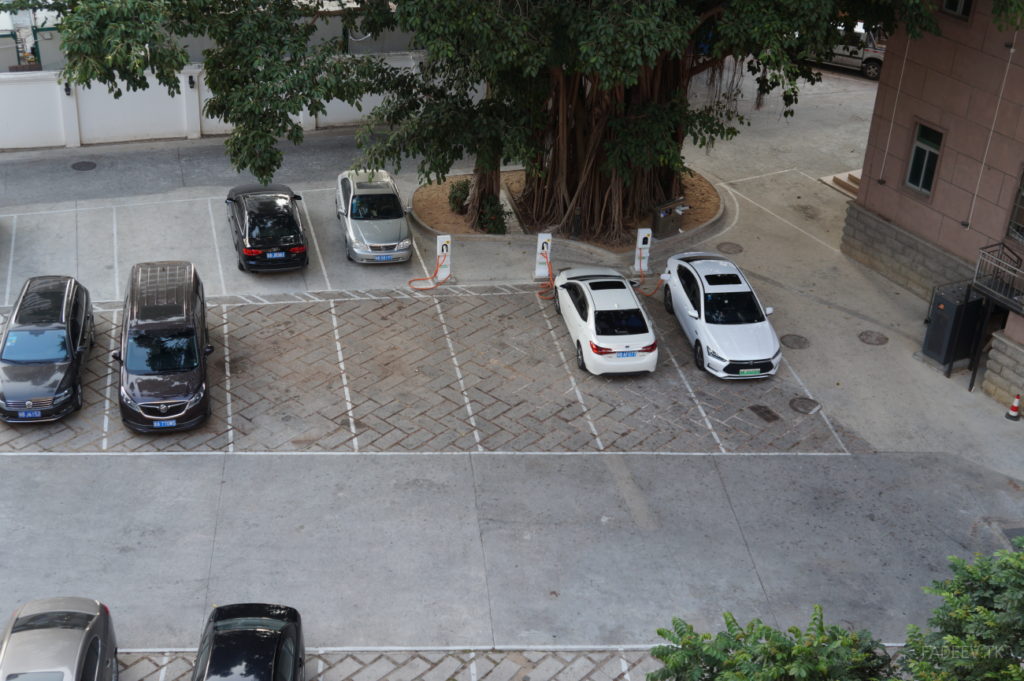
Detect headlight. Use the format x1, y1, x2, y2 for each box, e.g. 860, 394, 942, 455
772, 346, 782, 360
398, 238, 412, 249
352, 239, 367, 251
706, 347, 727, 362
186, 383, 206, 410
120, 386, 141, 413
53, 386, 74, 405
0, 393, 6, 409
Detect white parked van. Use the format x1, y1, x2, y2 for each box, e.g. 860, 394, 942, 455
822, 22, 885, 80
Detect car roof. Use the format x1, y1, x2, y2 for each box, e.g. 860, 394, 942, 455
211, 604, 299, 624
205, 630, 280, 681
18, 598, 100, 618
689, 259, 752, 293
564, 267, 624, 281
13, 277, 73, 327
0, 599, 101, 681
342, 170, 396, 194
129, 262, 196, 326
590, 286, 640, 311
228, 184, 294, 199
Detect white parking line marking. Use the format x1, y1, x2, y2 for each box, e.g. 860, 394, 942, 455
726, 186, 840, 253
112, 207, 120, 297
0, 196, 227, 219
4, 215, 15, 307
469, 653, 477, 681
121, 644, 660, 653
207, 199, 227, 296
620, 656, 632, 681
221, 305, 234, 453
782, 356, 849, 454
0, 450, 850, 456
158, 656, 169, 681
300, 198, 331, 291
726, 168, 798, 184
534, 297, 604, 451
666, 349, 726, 454
329, 299, 359, 451
101, 310, 119, 451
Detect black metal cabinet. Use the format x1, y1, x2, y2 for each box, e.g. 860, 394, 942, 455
923, 284, 984, 365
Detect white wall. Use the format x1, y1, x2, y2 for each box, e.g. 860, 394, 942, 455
0, 71, 66, 148
77, 75, 188, 144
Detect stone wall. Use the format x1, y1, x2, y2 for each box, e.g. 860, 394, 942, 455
842, 202, 976, 300
984, 331, 1024, 407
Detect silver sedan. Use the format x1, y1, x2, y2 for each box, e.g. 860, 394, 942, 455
335, 169, 413, 263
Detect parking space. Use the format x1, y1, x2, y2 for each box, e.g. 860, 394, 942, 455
0, 286, 871, 454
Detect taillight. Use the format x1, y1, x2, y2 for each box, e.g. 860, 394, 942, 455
640, 341, 657, 353
101, 603, 110, 615
589, 342, 615, 355
243, 248, 262, 256
289, 245, 307, 253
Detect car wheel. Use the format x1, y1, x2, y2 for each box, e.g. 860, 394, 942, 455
237, 254, 245, 272
576, 342, 589, 373
664, 288, 674, 314
345, 237, 353, 262
112, 651, 119, 681
553, 291, 561, 314
694, 341, 706, 372
863, 61, 881, 80
72, 382, 83, 411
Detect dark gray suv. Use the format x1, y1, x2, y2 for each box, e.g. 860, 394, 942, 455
113, 261, 213, 432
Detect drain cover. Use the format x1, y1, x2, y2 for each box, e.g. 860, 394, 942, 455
859, 330, 889, 345
717, 242, 743, 254
71, 161, 96, 171
781, 334, 810, 349
748, 405, 781, 423
789, 397, 821, 415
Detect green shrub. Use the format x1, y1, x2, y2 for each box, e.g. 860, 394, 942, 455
448, 179, 471, 214
479, 194, 509, 235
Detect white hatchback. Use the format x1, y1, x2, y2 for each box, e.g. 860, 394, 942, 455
554, 267, 658, 375
661, 253, 781, 379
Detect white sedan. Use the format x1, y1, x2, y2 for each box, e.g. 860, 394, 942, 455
660, 253, 781, 378
554, 267, 658, 374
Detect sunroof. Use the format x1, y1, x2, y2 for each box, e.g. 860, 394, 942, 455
356, 182, 390, 190
704, 274, 742, 286
589, 281, 627, 291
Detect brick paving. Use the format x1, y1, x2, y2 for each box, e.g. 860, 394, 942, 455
0, 286, 872, 453
117, 650, 662, 681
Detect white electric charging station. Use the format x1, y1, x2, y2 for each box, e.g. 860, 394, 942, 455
633, 227, 652, 275
436, 235, 452, 283
535, 232, 553, 280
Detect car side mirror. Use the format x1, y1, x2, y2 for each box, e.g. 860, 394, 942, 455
557, 284, 567, 290
112, 351, 122, 363
205, 345, 214, 357
660, 273, 671, 281
765, 307, 774, 315
687, 309, 699, 319
225, 198, 232, 204
293, 195, 302, 201
629, 280, 639, 288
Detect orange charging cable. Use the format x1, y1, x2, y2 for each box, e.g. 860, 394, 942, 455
634, 250, 664, 298
409, 252, 450, 291
537, 250, 555, 300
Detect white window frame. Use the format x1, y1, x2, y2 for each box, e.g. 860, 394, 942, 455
906, 124, 943, 194
942, 0, 971, 17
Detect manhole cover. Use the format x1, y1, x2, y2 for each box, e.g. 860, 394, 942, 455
789, 397, 821, 415
748, 405, 781, 423
71, 161, 96, 171
717, 242, 743, 254
781, 334, 810, 349
858, 330, 889, 345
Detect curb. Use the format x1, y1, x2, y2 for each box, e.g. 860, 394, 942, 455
408, 178, 727, 266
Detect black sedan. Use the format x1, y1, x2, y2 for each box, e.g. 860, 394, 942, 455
226, 184, 310, 273
192, 604, 305, 681
0, 276, 93, 422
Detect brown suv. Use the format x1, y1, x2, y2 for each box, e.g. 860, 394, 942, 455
113, 261, 213, 432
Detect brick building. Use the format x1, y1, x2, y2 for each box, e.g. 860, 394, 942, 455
842, 0, 1024, 406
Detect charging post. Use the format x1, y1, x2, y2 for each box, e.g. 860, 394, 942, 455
436, 235, 452, 284
631, 228, 652, 277
535, 233, 553, 281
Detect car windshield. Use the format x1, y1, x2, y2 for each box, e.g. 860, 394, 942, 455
1, 330, 70, 363
12, 612, 94, 633
595, 309, 649, 336
704, 292, 766, 325
214, 617, 287, 632
246, 197, 300, 241
350, 194, 403, 220
126, 329, 199, 374
7, 674, 64, 681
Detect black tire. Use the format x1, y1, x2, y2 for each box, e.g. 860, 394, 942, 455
72, 382, 83, 411
694, 340, 706, 372
553, 291, 561, 314
345, 237, 353, 262
576, 342, 588, 373
237, 254, 245, 272
862, 61, 881, 80
664, 288, 674, 314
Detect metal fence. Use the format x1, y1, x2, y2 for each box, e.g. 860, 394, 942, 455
973, 242, 1024, 316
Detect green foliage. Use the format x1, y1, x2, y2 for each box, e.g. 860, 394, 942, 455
899, 538, 1024, 681
649, 606, 894, 681
448, 179, 471, 215
478, 194, 509, 235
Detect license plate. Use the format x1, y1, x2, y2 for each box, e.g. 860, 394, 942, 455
374, 255, 393, 261
18, 410, 42, 418
153, 420, 177, 428
267, 252, 286, 259
616, 351, 637, 358
739, 368, 761, 376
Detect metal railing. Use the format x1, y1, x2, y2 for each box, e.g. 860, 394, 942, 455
972, 242, 1024, 316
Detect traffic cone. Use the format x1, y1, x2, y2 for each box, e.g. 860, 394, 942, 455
1008, 394, 1021, 422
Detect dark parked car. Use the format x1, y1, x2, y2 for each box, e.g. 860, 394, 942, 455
0, 597, 118, 681
113, 261, 213, 432
192, 605, 304, 681
0, 276, 93, 422
226, 184, 309, 273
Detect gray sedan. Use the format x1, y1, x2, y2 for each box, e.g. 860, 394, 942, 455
0, 598, 119, 681
335, 170, 413, 263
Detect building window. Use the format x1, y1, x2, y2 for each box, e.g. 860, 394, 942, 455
1008, 171, 1024, 244
943, 0, 972, 17
906, 124, 943, 194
